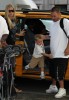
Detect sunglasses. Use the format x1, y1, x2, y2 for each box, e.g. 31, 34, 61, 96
8, 10, 14, 13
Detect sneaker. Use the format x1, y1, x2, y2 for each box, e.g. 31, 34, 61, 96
15, 87, 23, 93
55, 88, 66, 98
25, 65, 29, 70
40, 74, 45, 79
46, 85, 58, 93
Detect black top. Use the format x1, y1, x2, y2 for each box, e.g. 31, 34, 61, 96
6, 19, 20, 45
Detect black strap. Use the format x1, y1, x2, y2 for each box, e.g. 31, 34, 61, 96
60, 18, 68, 38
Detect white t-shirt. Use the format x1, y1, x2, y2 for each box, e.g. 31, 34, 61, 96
33, 43, 45, 58
50, 18, 69, 58
0, 16, 9, 40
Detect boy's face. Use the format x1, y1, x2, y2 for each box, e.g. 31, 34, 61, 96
35, 39, 43, 45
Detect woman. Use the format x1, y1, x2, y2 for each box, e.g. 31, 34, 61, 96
5, 4, 24, 93
5, 4, 25, 45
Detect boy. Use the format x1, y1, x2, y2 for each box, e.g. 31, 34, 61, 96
25, 34, 51, 79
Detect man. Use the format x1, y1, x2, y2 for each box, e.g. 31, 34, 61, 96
46, 7, 69, 98
0, 15, 9, 47
0, 15, 9, 65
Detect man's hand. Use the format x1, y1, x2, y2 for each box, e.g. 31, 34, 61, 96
64, 46, 69, 55
64, 40, 69, 56
1, 41, 8, 47
1, 34, 8, 47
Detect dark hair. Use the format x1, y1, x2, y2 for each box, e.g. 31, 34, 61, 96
51, 6, 60, 13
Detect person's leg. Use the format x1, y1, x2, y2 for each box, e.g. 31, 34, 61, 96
25, 57, 38, 69
40, 67, 45, 79
46, 59, 58, 93
55, 58, 68, 98
59, 80, 64, 88
38, 57, 45, 79
58, 58, 68, 88
49, 59, 57, 85
41, 67, 44, 72
52, 78, 57, 85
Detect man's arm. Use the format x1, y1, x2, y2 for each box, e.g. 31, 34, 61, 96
0, 17, 9, 47
41, 35, 50, 40
1, 34, 8, 47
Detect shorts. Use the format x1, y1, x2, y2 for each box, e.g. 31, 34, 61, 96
29, 56, 44, 68
49, 58, 68, 80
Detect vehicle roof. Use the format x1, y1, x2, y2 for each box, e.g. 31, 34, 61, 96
0, 10, 69, 19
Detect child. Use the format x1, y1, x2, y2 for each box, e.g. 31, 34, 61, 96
25, 34, 51, 79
